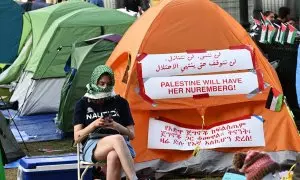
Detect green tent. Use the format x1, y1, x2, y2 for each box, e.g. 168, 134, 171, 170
25, 7, 134, 79
8, 5, 135, 116
0, 155, 5, 180
27, 1, 95, 51
0, 1, 95, 85
0, 148, 5, 180
57, 34, 122, 133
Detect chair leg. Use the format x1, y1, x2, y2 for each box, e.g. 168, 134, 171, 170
81, 165, 92, 180
77, 163, 81, 180
77, 144, 81, 180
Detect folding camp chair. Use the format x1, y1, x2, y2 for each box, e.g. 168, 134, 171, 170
76, 143, 106, 180
76, 134, 130, 180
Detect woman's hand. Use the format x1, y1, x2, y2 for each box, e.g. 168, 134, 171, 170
104, 118, 135, 140
103, 117, 116, 128
91, 117, 106, 129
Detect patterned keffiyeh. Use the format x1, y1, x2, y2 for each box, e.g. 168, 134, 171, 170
84, 65, 115, 99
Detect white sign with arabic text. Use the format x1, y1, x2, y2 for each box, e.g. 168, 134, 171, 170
140, 48, 254, 78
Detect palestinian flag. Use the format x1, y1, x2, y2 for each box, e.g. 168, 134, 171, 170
0, 148, 5, 180
265, 88, 283, 112
267, 24, 276, 43
253, 18, 261, 26
279, 23, 287, 44
274, 25, 281, 42
260, 12, 269, 25
251, 17, 261, 30
287, 24, 297, 44
259, 25, 267, 43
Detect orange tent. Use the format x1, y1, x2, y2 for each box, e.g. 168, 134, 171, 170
107, 0, 300, 176
150, 0, 161, 6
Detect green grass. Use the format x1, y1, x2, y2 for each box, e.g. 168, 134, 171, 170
5, 139, 222, 180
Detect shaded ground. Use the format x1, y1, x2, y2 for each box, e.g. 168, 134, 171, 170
5, 138, 222, 180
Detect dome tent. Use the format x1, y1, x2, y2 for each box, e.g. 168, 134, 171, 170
106, 0, 300, 177
0, 1, 96, 102
9, 4, 135, 116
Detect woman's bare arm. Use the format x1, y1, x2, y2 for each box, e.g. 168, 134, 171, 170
113, 123, 135, 140
74, 118, 106, 143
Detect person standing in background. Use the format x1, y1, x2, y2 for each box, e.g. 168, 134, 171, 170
124, 0, 143, 14
263, 11, 275, 22
124, 0, 140, 12
274, 7, 291, 25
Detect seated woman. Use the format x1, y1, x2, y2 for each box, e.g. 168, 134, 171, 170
73, 65, 138, 180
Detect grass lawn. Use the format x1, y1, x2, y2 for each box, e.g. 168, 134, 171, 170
5, 138, 222, 180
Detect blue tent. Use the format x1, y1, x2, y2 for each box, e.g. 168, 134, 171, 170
0, 0, 23, 64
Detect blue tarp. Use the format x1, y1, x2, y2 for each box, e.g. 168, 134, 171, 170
1, 109, 64, 169
0, 0, 23, 64
4, 159, 19, 169
1, 110, 63, 143
296, 44, 300, 108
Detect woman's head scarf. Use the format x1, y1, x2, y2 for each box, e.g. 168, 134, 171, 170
84, 65, 115, 99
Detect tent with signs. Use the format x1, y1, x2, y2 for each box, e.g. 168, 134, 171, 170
106, 0, 300, 177
57, 34, 122, 133
5, 4, 135, 116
